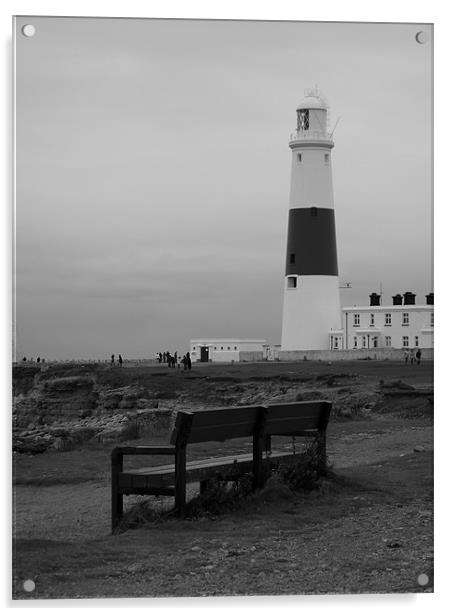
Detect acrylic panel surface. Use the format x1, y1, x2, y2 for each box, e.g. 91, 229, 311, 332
13, 17, 433, 600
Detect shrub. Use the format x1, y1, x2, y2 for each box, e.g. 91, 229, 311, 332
274, 439, 322, 491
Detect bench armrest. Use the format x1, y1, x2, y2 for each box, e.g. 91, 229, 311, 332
112, 445, 176, 457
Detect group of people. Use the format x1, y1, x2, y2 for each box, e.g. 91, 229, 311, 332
404, 348, 422, 365
156, 351, 192, 370
110, 354, 123, 366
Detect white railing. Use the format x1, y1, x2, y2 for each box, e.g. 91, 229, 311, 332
289, 130, 333, 141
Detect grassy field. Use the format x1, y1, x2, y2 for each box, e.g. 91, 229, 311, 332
12, 359, 433, 599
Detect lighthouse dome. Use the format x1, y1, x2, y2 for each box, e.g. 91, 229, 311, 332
296, 95, 327, 111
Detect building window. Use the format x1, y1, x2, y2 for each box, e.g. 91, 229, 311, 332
385, 313, 392, 326
310, 207, 318, 217
370, 314, 375, 326
220, 346, 224, 350
414, 336, 419, 347
362, 336, 366, 348
227, 346, 230, 350
234, 346, 237, 350
353, 336, 358, 348
402, 312, 409, 326
214, 346, 217, 350
297, 153, 302, 163
290, 253, 296, 264
324, 153, 329, 164
333, 337, 339, 350
385, 336, 392, 347
402, 336, 409, 347
193, 346, 196, 350
287, 276, 297, 289
353, 314, 360, 327
430, 312, 434, 327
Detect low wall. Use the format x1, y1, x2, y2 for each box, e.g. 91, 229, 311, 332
278, 348, 433, 362
239, 351, 268, 362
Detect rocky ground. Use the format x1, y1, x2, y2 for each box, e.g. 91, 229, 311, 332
13, 360, 432, 454
12, 360, 434, 599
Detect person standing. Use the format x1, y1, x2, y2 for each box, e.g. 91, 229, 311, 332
186, 352, 192, 371
416, 348, 422, 365
409, 348, 415, 365
111, 354, 115, 365
118, 354, 123, 367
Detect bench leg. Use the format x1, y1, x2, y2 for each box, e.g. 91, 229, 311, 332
174, 445, 187, 517
111, 450, 124, 532
317, 430, 327, 476
112, 489, 123, 532
200, 479, 211, 494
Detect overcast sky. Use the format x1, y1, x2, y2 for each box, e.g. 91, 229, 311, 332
14, 17, 432, 360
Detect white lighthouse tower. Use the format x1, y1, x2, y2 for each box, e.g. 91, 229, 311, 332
281, 90, 342, 351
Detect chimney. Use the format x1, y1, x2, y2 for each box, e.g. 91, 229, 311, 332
403, 291, 416, 305
426, 292, 434, 305
392, 294, 403, 306
369, 292, 381, 306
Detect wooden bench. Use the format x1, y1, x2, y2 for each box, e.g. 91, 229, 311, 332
111, 400, 331, 531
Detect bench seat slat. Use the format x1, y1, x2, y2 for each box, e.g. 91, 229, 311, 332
118, 450, 307, 491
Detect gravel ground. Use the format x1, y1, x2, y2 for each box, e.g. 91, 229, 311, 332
12, 414, 433, 598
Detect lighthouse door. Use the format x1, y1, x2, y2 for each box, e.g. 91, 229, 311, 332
200, 346, 209, 362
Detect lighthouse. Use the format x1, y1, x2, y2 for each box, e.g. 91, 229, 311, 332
281, 91, 342, 351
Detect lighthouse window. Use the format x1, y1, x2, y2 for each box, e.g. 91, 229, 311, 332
297, 109, 309, 131
287, 276, 297, 289
310, 207, 318, 217
290, 253, 296, 264
297, 153, 302, 163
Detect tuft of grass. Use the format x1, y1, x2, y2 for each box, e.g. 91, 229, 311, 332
113, 498, 173, 534
273, 439, 323, 492
184, 473, 255, 518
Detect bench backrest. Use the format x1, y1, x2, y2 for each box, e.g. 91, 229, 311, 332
170, 405, 264, 445
264, 400, 331, 436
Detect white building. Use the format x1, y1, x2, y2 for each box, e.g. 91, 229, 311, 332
328, 292, 434, 351
189, 339, 267, 363
281, 91, 342, 350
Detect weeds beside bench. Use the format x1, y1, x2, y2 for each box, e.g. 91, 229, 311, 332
111, 400, 331, 530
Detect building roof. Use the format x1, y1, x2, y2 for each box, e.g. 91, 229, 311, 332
342, 305, 432, 311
